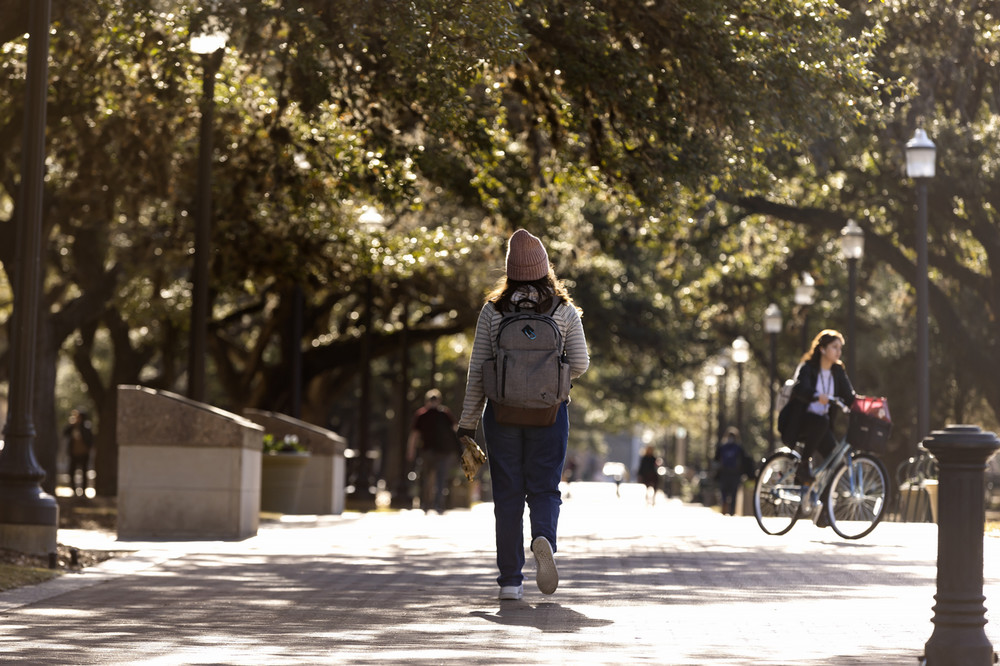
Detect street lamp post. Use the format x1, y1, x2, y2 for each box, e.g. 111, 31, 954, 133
906, 128, 936, 445
731, 337, 750, 435
794, 272, 816, 353
681, 380, 696, 470
840, 220, 865, 377
0, 0, 58, 555
763, 304, 782, 453
353, 206, 385, 505
703, 374, 717, 471
713, 361, 728, 462
187, 28, 227, 403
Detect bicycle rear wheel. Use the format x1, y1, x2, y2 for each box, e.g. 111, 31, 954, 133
753, 452, 803, 535
826, 452, 888, 539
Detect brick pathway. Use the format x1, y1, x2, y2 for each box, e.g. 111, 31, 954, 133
0, 482, 997, 665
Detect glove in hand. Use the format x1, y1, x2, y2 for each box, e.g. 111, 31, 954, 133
460, 435, 487, 481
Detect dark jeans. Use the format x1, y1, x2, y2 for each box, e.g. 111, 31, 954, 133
70, 454, 90, 493
420, 450, 454, 513
483, 400, 569, 588
717, 467, 743, 515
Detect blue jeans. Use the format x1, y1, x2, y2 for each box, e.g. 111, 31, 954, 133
483, 401, 569, 588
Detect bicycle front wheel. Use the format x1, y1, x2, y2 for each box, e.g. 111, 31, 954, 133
827, 452, 889, 539
753, 452, 803, 535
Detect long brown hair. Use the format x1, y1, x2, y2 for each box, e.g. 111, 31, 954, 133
800, 329, 845, 367
485, 266, 579, 313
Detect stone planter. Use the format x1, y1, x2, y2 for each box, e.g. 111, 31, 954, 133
242, 409, 348, 515
261, 452, 310, 514
117, 385, 263, 540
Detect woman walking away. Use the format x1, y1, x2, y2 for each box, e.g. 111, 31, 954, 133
457, 229, 590, 601
782, 329, 856, 486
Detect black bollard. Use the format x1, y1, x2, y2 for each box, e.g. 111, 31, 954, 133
920, 425, 1000, 666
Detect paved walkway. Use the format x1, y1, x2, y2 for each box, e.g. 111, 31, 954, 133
0, 482, 998, 665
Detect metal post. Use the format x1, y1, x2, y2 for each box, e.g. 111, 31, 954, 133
289, 285, 304, 419
716, 368, 727, 443
801, 309, 810, 354
735, 362, 744, 435
847, 257, 858, 377
768, 332, 777, 453
915, 180, 930, 445
188, 49, 223, 403
353, 275, 376, 505
0, 0, 58, 554
920, 425, 999, 666
704, 389, 713, 471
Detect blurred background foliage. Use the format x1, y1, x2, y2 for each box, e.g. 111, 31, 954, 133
0, 0, 997, 496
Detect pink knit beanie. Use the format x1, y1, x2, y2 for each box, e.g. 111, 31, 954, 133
505, 229, 549, 281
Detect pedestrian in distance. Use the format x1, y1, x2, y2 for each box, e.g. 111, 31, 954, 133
63, 408, 94, 497
457, 229, 590, 601
714, 427, 748, 516
779, 329, 856, 486
636, 446, 661, 506
407, 389, 462, 514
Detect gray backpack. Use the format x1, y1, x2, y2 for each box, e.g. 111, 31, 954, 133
482, 300, 571, 426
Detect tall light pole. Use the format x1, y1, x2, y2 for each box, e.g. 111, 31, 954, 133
713, 361, 728, 461
353, 206, 385, 504
794, 272, 816, 353
0, 0, 58, 555
187, 28, 227, 403
731, 336, 750, 436
906, 128, 936, 445
681, 380, 696, 469
840, 219, 865, 377
703, 373, 717, 471
763, 303, 782, 453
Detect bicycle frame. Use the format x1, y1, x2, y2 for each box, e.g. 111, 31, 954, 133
755, 396, 890, 539
775, 435, 850, 519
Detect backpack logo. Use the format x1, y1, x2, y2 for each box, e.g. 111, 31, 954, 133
522, 325, 536, 340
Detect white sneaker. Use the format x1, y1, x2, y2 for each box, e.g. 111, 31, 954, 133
498, 584, 523, 600
531, 536, 558, 595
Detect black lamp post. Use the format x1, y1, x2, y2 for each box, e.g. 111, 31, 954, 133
680, 380, 695, 470
703, 373, 717, 470
906, 128, 936, 445
794, 272, 816, 353
763, 303, 782, 453
187, 28, 227, 403
353, 206, 385, 505
712, 361, 728, 466
840, 219, 865, 377
731, 336, 750, 435
0, 0, 58, 554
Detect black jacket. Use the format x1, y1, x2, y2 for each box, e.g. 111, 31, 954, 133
779, 361, 855, 447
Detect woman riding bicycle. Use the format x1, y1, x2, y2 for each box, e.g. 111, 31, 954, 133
780, 329, 856, 486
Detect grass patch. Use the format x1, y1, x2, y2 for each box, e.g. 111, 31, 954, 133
0, 563, 58, 592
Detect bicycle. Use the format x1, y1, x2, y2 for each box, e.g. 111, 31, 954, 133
753, 396, 891, 540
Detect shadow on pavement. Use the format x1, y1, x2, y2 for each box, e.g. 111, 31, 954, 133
470, 601, 613, 632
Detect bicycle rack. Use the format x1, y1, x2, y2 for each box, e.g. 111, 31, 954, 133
887, 449, 938, 523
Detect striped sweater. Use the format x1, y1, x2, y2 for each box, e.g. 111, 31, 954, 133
459, 300, 590, 430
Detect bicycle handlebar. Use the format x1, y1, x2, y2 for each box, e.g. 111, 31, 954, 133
828, 396, 851, 414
